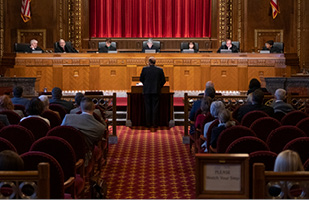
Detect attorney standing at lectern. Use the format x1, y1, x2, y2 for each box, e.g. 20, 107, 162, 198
140, 57, 166, 127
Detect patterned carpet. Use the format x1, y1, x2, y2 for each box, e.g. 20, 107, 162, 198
101, 126, 195, 199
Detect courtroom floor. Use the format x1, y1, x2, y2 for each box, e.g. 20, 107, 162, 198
101, 126, 195, 199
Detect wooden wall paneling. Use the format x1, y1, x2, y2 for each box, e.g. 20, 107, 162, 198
89, 65, 101, 90
247, 66, 275, 87
126, 65, 138, 90
52, 65, 63, 89
211, 66, 238, 91
162, 65, 174, 91
200, 65, 211, 90
173, 66, 200, 91
99, 66, 126, 90
62, 66, 89, 90
237, 65, 248, 91
81, 0, 89, 49
254, 29, 283, 51
17, 29, 47, 49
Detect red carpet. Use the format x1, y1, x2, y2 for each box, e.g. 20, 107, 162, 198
102, 126, 195, 199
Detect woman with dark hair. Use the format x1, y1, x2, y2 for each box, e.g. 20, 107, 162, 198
188, 41, 198, 53
247, 78, 268, 95
20, 98, 50, 126
0, 150, 24, 171
0, 95, 24, 117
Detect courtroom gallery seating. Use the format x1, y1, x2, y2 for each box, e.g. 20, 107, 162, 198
0, 125, 35, 154
266, 126, 306, 154
13, 104, 26, 116
225, 136, 269, 154
296, 117, 309, 136
250, 117, 281, 142
19, 117, 51, 140
0, 110, 21, 124
206, 119, 219, 153
241, 110, 269, 127
0, 137, 17, 152
281, 110, 308, 126
41, 110, 62, 128
283, 137, 309, 164
49, 104, 67, 120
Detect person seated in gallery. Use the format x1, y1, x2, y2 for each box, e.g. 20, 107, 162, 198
98, 38, 116, 52
271, 88, 294, 114
0, 95, 24, 117
237, 89, 274, 122
20, 98, 50, 126
217, 39, 239, 53
262, 40, 280, 53
54, 39, 78, 53
142, 38, 160, 53
182, 41, 198, 53
25, 39, 43, 53
39, 95, 61, 118
0, 150, 24, 171
247, 78, 269, 95
49, 87, 74, 113
11, 86, 30, 109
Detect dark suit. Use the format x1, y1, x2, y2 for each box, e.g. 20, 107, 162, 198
11, 97, 30, 109
61, 113, 106, 149
237, 103, 274, 122
0, 114, 10, 126
25, 46, 43, 53
271, 100, 294, 114
217, 44, 238, 53
54, 44, 77, 53
262, 46, 281, 53
140, 64, 166, 126
99, 45, 116, 53
49, 98, 74, 113
210, 124, 226, 149
142, 46, 160, 53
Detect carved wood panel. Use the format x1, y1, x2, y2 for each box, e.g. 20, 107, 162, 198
17, 29, 47, 49
211, 66, 238, 90
254, 29, 283, 50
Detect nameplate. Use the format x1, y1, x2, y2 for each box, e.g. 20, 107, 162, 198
145, 49, 156, 53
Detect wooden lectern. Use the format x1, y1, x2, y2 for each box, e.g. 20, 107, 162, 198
126, 76, 174, 127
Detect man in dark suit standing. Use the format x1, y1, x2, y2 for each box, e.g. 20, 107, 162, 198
140, 57, 166, 127
54, 39, 78, 53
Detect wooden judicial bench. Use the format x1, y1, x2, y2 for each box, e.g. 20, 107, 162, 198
127, 76, 174, 127
3, 53, 288, 92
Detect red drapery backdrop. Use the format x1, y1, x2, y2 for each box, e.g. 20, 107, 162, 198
89, 0, 211, 38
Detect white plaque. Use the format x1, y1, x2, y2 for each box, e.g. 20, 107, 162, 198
204, 164, 241, 191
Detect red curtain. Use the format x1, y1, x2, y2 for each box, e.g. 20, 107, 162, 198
89, 0, 211, 38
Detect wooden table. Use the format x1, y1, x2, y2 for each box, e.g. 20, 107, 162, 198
5, 53, 287, 92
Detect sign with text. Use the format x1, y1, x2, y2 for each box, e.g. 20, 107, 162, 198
204, 164, 241, 191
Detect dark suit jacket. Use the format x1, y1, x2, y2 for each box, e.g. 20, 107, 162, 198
98, 45, 116, 53
54, 44, 77, 53
262, 46, 281, 53
217, 44, 238, 53
61, 113, 106, 149
271, 100, 294, 114
237, 103, 274, 122
142, 46, 160, 53
210, 125, 226, 149
49, 98, 74, 113
140, 65, 166, 94
0, 114, 10, 126
25, 46, 43, 53
11, 97, 30, 109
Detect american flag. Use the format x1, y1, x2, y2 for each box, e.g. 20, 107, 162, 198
270, 0, 279, 19
21, 0, 31, 22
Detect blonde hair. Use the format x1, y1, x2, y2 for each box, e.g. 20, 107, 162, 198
274, 150, 304, 172
0, 95, 14, 111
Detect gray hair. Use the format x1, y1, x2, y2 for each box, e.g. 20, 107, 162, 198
205, 81, 214, 89
38, 95, 49, 109
274, 150, 304, 172
274, 88, 286, 100
30, 39, 38, 45
210, 101, 225, 118
147, 38, 153, 44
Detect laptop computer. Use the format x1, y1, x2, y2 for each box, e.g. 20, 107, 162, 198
182, 49, 195, 53
220, 49, 232, 53
145, 49, 156, 53
260, 50, 270, 54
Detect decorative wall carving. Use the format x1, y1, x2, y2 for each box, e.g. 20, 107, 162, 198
0, 0, 3, 57
17, 29, 47, 49
254, 29, 284, 49
218, 0, 233, 43
68, 0, 82, 48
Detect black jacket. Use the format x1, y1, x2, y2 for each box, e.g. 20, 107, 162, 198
140, 65, 166, 94
55, 43, 78, 53
217, 44, 239, 53
98, 45, 116, 53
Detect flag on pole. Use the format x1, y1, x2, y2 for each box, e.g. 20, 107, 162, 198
270, 0, 279, 19
21, 0, 31, 22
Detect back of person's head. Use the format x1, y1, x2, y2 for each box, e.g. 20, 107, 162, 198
38, 95, 49, 110
200, 96, 213, 114
249, 78, 261, 90
149, 57, 156, 65
205, 81, 214, 89
75, 92, 84, 106
80, 97, 94, 113
266, 40, 274, 46
218, 109, 234, 127
52, 87, 62, 99
210, 101, 225, 118
0, 95, 14, 111
274, 150, 304, 172
252, 89, 264, 105
274, 88, 286, 100
0, 150, 24, 171
13, 86, 23, 98
27, 98, 44, 115
204, 87, 216, 99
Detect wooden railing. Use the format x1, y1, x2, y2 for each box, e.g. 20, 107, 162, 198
183, 93, 309, 136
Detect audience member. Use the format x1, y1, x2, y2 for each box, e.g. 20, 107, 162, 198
98, 38, 116, 52
271, 88, 294, 114
49, 87, 74, 112
247, 78, 268, 95
205, 81, 214, 89
0, 95, 24, 117
20, 98, 50, 126
11, 86, 30, 109
195, 96, 213, 131
0, 114, 10, 126
262, 40, 281, 53
274, 150, 304, 172
217, 39, 238, 53
26, 39, 43, 53
61, 97, 106, 150
209, 109, 235, 153
38, 95, 60, 118
142, 38, 160, 53
54, 39, 77, 53
237, 89, 274, 122
0, 150, 24, 171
